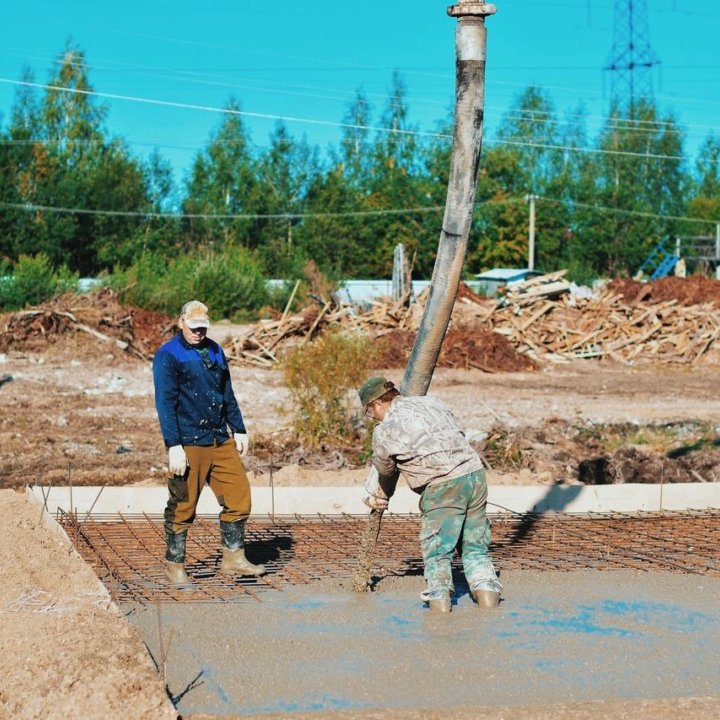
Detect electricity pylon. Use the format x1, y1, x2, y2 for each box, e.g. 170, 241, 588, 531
604, 0, 661, 109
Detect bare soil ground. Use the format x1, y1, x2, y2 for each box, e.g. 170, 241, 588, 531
1, 336, 718, 490
2, 318, 720, 718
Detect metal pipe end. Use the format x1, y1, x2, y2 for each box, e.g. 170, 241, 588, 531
447, 2, 497, 18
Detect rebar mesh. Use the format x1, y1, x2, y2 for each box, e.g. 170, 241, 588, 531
59, 509, 720, 604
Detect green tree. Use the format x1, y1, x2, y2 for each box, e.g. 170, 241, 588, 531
335, 89, 373, 188
686, 133, 720, 224
471, 145, 529, 270
468, 86, 565, 272
297, 166, 362, 278
358, 72, 431, 277
570, 99, 689, 278
297, 91, 376, 278
109, 245, 268, 318
255, 122, 319, 276
0, 253, 77, 310
537, 105, 591, 273
116, 147, 183, 266
183, 98, 260, 251
5, 43, 150, 275
0, 68, 44, 261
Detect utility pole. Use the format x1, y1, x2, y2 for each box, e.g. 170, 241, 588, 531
392, 243, 408, 302
526, 193, 536, 271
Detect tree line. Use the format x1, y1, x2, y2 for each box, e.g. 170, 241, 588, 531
1, 43, 719, 314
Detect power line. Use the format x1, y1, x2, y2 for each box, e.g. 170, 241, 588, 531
2, 39, 718, 139
0, 133, 703, 165
3, 47, 718, 134
3, 77, 716, 165
0, 200, 446, 220
538, 196, 720, 225
498, 103, 717, 133
501, 137, 687, 162
500, 111, 708, 138
0, 77, 443, 140
2, 196, 717, 227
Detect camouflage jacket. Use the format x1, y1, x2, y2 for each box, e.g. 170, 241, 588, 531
371, 395, 483, 494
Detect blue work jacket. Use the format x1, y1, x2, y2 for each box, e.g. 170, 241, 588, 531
152, 333, 246, 448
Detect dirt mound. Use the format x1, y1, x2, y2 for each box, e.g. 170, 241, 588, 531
374, 324, 537, 372
0, 490, 175, 719
456, 281, 488, 304
440, 324, 538, 372
607, 275, 720, 306
0, 288, 173, 359
374, 329, 415, 368
578, 445, 720, 484
479, 418, 720, 485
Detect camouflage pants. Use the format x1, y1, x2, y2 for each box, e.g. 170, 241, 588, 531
418, 470, 495, 592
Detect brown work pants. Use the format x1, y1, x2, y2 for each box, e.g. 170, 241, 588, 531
164, 439, 251, 533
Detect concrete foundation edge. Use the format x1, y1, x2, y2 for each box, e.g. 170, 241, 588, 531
26, 482, 720, 517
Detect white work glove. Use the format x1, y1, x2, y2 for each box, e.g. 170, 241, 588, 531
168, 445, 188, 476
362, 467, 389, 511
234, 432, 249, 457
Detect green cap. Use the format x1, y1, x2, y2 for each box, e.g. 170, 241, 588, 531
358, 376, 396, 407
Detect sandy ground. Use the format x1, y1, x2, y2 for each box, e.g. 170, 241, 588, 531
2, 337, 720, 718
0, 489, 175, 720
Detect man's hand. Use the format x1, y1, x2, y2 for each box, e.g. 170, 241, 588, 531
234, 432, 249, 457
362, 488, 389, 511
168, 445, 188, 476
362, 467, 389, 511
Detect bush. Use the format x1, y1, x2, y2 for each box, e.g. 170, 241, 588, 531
283, 329, 378, 447
187, 246, 269, 320
0, 254, 78, 310
108, 245, 270, 318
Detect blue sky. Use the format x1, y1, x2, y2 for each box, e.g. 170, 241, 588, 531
0, 0, 718, 187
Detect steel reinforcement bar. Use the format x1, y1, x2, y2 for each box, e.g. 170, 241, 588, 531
58, 509, 720, 604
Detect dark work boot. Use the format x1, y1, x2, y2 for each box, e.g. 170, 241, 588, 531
164, 528, 195, 588
218, 520, 266, 577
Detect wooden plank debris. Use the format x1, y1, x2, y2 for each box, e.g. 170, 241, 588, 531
225, 273, 720, 369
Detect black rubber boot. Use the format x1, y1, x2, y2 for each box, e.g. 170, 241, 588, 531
164, 528, 195, 588
219, 520, 266, 577
165, 527, 188, 563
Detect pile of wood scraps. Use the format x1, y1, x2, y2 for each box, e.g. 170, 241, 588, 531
225, 296, 416, 368
226, 272, 720, 369
489, 274, 720, 365
0, 288, 173, 359
498, 269, 573, 308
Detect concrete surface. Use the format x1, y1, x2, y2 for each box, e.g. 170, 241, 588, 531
126, 570, 720, 717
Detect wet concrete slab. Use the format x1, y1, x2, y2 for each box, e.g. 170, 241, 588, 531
125, 570, 720, 717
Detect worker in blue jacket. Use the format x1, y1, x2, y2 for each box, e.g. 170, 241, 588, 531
153, 300, 265, 586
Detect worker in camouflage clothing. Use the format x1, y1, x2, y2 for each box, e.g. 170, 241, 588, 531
358, 376, 501, 613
